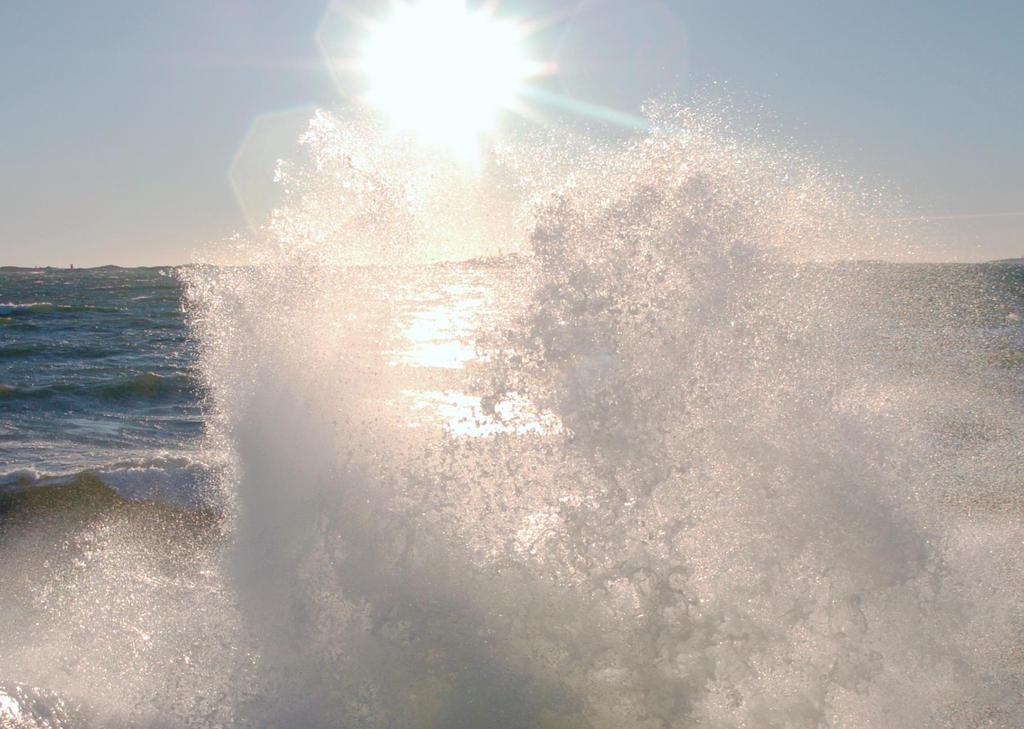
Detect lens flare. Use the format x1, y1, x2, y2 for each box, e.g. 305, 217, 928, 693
358, 0, 540, 153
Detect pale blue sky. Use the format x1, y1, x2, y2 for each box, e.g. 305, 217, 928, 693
1, 0, 1021, 266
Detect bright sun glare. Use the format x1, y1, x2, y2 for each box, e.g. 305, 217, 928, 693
359, 0, 538, 152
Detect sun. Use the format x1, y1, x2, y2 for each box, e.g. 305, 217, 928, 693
358, 0, 540, 152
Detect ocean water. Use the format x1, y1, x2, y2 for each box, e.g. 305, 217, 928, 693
3, 109, 1024, 728
0, 267, 205, 503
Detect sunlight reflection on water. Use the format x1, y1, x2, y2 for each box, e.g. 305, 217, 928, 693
386, 278, 556, 437
388, 285, 490, 370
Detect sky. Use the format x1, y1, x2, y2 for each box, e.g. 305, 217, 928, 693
1, 0, 1021, 266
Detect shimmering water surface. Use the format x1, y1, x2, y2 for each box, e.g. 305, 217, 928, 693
0, 268, 201, 494
0, 265, 520, 491
5, 263, 1021, 492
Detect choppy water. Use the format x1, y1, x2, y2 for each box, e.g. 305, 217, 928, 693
0, 265, 522, 495
3, 109, 1024, 728
0, 267, 206, 500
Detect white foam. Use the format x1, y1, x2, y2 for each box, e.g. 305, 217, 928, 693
179, 109, 1024, 727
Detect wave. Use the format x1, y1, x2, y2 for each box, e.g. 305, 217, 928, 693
97, 372, 195, 401
0, 454, 220, 510
0, 343, 120, 361
0, 469, 230, 729
173, 109, 1024, 727
4, 108, 1023, 728
0, 317, 37, 330
0, 344, 47, 359
0, 302, 122, 316
0, 372, 197, 404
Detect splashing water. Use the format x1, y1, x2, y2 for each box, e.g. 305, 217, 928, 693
4, 107, 1024, 728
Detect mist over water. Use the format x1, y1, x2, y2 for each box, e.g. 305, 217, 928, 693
4, 107, 1024, 728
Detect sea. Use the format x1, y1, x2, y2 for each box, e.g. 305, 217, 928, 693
3, 110, 1024, 728
0, 267, 203, 502
0, 264, 520, 501
3, 263, 1022, 506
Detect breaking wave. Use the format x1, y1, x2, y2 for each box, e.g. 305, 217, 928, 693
0, 455, 216, 508
3, 106, 1023, 728
182, 108, 1023, 728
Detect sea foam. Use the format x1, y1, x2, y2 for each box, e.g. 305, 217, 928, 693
180, 108, 1024, 728
1, 106, 1021, 728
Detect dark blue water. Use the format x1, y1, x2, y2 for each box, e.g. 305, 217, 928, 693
0, 267, 203, 498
